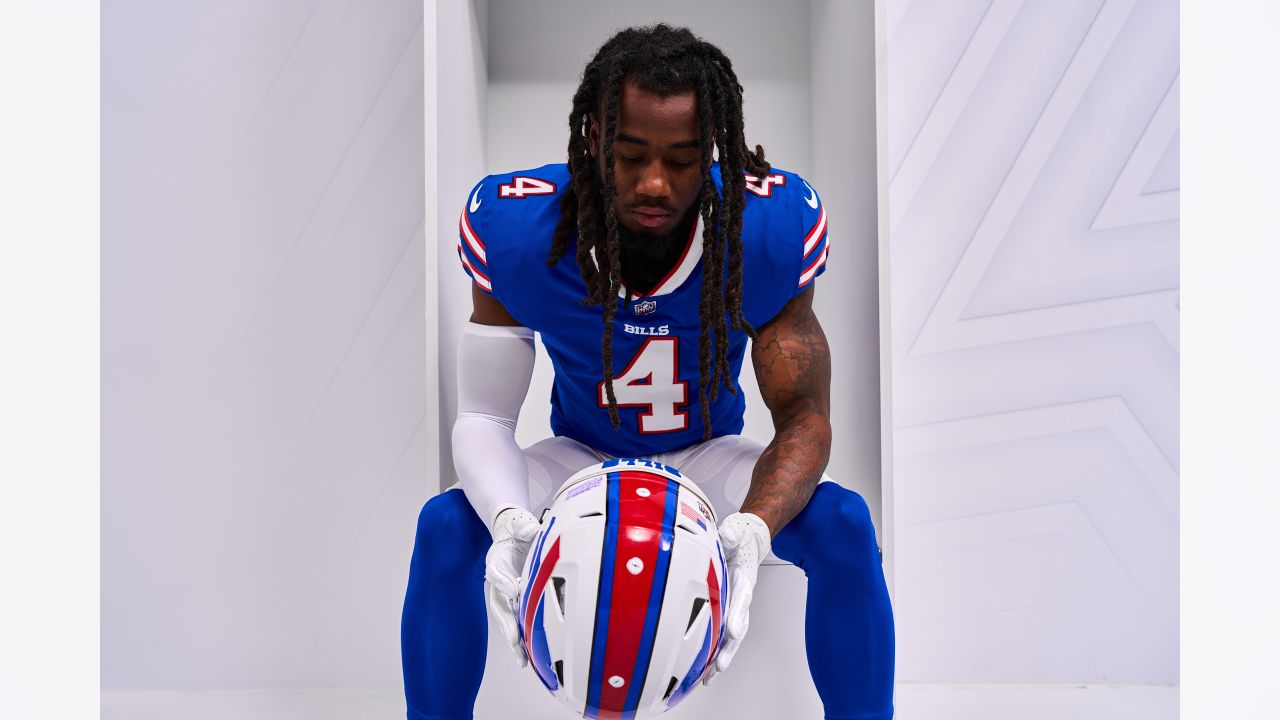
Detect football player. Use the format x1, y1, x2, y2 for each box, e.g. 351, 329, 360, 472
403, 24, 895, 720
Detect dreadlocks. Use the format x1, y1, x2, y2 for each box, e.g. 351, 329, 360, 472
545, 24, 770, 440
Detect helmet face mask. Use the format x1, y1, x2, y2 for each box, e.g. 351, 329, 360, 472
517, 458, 728, 719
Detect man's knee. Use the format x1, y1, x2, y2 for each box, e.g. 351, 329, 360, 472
776, 483, 879, 567
413, 489, 489, 576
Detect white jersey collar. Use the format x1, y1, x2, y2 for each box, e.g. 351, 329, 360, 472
589, 214, 704, 299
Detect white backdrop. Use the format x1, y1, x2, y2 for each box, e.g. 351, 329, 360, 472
102, 0, 431, 705
100, 0, 1179, 717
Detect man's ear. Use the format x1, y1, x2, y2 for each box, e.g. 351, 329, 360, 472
587, 114, 599, 158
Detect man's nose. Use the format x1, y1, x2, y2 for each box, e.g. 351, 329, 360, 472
635, 161, 671, 199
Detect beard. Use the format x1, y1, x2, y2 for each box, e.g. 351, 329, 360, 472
614, 208, 697, 296
617, 208, 696, 267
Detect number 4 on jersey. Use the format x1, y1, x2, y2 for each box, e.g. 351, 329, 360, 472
598, 338, 689, 433
499, 176, 557, 198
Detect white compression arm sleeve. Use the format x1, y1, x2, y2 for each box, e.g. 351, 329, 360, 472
452, 321, 536, 536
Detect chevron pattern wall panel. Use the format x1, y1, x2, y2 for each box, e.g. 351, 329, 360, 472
885, 0, 1178, 684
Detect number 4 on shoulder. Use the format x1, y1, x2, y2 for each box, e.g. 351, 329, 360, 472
499, 176, 557, 198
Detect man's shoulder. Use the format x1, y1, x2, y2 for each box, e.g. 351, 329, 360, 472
736, 164, 827, 268
733, 164, 831, 315
459, 163, 568, 252
467, 163, 570, 214
455, 163, 569, 298
738, 164, 823, 232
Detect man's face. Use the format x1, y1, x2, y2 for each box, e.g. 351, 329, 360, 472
589, 80, 703, 239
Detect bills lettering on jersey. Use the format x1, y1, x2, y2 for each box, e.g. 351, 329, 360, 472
500, 176, 557, 198
744, 173, 785, 197
623, 323, 670, 336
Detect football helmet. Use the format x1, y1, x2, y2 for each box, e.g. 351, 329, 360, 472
517, 458, 728, 719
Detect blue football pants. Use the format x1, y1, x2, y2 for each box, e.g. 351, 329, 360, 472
401, 481, 895, 719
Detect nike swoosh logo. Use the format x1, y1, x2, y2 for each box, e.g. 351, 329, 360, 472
469, 185, 483, 213
802, 181, 818, 209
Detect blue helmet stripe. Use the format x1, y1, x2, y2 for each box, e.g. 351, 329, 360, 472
530, 598, 558, 691
621, 478, 680, 715
520, 515, 556, 623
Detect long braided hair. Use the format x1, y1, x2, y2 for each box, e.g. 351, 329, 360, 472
546, 24, 770, 440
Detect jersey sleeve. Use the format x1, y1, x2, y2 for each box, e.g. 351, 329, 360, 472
738, 169, 834, 328
457, 178, 495, 296
794, 177, 829, 295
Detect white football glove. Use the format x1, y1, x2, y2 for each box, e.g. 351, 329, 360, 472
484, 507, 542, 667
704, 511, 772, 685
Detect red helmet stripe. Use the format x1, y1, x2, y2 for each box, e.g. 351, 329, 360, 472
522, 537, 561, 655
594, 471, 672, 716
705, 560, 722, 671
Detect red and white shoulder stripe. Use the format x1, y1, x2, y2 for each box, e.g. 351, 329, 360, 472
798, 196, 829, 289
457, 185, 494, 295
457, 243, 492, 293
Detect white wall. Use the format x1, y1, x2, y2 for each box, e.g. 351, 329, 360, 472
434, 0, 490, 490
810, 0, 885, 538
885, 0, 1179, 688
99, 0, 1183, 716
102, 0, 430, 695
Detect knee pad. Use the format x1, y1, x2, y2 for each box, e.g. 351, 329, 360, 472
413, 488, 490, 578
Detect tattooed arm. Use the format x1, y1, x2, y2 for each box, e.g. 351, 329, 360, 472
741, 285, 832, 537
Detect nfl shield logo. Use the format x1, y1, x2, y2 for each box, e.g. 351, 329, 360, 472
633, 299, 657, 315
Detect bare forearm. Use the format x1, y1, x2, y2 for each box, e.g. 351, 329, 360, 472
745, 285, 831, 536
740, 411, 831, 536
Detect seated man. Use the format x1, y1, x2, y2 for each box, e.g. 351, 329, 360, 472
402, 23, 895, 720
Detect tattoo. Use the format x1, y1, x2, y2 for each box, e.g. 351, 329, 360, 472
741, 288, 832, 535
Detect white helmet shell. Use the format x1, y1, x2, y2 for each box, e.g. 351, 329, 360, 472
517, 458, 728, 719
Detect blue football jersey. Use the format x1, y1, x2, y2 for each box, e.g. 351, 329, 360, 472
456, 163, 829, 457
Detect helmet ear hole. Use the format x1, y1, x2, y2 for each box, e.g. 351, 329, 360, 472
663, 676, 679, 701
554, 660, 565, 687
552, 576, 567, 619
685, 597, 707, 634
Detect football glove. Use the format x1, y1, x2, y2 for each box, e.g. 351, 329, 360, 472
704, 511, 772, 684
484, 507, 542, 667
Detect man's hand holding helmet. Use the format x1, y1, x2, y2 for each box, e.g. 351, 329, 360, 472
484, 506, 542, 667
705, 511, 772, 684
